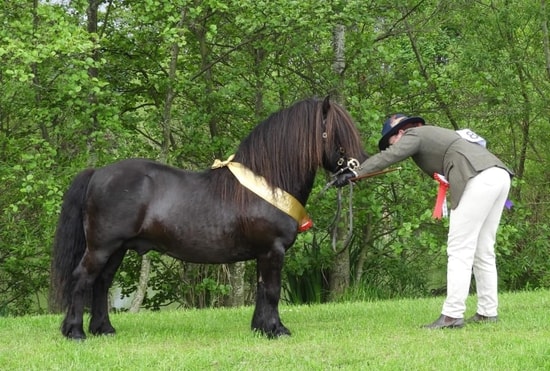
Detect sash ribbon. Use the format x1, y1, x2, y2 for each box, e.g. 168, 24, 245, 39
212, 155, 313, 232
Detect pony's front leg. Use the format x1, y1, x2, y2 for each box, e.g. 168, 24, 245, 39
251, 244, 291, 338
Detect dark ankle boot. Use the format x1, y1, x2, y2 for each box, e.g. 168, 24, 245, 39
423, 314, 464, 329
466, 313, 498, 324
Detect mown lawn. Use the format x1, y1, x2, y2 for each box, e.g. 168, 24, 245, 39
1, 290, 549, 370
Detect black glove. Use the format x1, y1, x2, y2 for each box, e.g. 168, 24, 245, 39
333, 170, 357, 188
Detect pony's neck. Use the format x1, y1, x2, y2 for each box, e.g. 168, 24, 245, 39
291, 170, 317, 206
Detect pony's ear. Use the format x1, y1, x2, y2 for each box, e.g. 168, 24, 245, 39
322, 95, 331, 118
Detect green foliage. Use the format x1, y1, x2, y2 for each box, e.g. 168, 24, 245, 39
0, 139, 63, 315
116, 252, 233, 310
283, 232, 334, 304
1, 0, 550, 315
347, 167, 449, 299
498, 205, 550, 290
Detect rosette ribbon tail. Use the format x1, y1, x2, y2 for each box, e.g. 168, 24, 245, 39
432, 173, 449, 219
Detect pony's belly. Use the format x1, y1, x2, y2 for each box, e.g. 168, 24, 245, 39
165, 248, 255, 264
127, 235, 256, 264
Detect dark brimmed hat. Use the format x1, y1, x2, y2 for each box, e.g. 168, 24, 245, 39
378, 114, 425, 151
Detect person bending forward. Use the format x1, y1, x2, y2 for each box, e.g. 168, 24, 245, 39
336, 114, 513, 329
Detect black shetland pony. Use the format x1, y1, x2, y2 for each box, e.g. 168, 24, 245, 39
51, 96, 366, 340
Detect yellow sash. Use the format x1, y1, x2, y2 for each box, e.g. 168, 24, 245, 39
212, 155, 311, 230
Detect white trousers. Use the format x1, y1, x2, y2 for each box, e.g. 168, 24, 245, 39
442, 167, 511, 318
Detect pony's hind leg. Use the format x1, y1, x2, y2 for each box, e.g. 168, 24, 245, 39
251, 242, 291, 338
61, 247, 114, 340
89, 248, 127, 336
61, 261, 93, 339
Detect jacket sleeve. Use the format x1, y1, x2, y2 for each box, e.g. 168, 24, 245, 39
356, 131, 422, 177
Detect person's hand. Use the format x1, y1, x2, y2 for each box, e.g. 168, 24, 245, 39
333, 170, 357, 188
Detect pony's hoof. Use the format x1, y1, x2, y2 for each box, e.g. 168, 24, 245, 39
62, 324, 87, 340
66, 331, 87, 341
89, 324, 116, 336
269, 328, 291, 339
268, 332, 290, 339
253, 326, 291, 339
97, 330, 116, 337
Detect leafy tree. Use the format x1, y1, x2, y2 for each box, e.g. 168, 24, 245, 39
1, 0, 549, 316
0, 1, 108, 314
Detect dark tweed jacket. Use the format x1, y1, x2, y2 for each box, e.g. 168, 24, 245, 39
356, 125, 514, 209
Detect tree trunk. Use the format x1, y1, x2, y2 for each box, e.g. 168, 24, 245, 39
128, 254, 151, 313
86, 0, 100, 165
329, 192, 353, 301
226, 262, 246, 307
329, 246, 350, 301
129, 8, 186, 313
354, 214, 373, 283
542, 0, 550, 80
49, 0, 101, 313
327, 23, 351, 301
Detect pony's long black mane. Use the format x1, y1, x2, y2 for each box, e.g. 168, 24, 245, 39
235, 98, 363, 193
234, 98, 324, 193
208, 97, 364, 207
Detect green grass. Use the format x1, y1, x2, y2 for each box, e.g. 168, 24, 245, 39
1, 290, 550, 370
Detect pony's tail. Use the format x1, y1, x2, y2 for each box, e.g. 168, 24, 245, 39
50, 168, 95, 312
